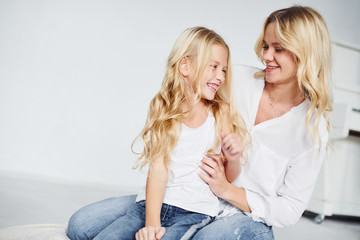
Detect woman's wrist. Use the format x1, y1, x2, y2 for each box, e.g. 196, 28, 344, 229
217, 180, 234, 200
219, 183, 252, 213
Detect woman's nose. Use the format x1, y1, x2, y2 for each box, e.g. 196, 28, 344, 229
263, 49, 274, 62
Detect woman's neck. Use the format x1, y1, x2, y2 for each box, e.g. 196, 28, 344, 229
265, 81, 304, 106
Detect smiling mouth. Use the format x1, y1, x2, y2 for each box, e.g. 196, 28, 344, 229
207, 83, 219, 92
266, 65, 280, 70
266, 65, 280, 72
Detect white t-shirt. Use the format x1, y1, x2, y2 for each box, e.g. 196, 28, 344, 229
136, 112, 221, 217
220, 65, 328, 227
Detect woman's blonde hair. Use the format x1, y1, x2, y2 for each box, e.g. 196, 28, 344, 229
254, 6, 332, 146
133, 26, 249, 170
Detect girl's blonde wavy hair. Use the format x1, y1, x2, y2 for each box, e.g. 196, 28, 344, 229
133, 26, 249, 170
254, 6, 332, 146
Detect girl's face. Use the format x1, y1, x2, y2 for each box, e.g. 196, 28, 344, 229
199, 44, 228, 101
262, 22, 298, 85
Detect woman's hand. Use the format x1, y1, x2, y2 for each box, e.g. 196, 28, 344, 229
135, 226, 166, 240
198, 153, 251, 213
220, 131, 243, 163
198, 153, 231, 198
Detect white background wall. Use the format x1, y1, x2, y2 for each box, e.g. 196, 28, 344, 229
0, 0, 359, 190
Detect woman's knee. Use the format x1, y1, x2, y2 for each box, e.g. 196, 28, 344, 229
192, 213, 274, 240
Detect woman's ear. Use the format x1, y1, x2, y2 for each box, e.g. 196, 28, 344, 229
179, 57, 190, 77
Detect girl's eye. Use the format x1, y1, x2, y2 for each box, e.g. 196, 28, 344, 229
222, 69, 227, 73
210, 64, 217, 69
275, 48, 284, 52
262, 46, 269, 50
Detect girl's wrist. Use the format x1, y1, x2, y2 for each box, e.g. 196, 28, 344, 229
145, 219, 161, 227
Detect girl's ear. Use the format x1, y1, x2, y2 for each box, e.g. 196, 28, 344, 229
179, 57, 190, 77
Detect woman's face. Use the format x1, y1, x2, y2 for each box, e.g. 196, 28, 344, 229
262, 22, 298, 85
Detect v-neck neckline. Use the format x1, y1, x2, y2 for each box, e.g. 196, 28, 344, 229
252, 81, 308, 130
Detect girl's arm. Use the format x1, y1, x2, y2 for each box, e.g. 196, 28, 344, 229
136, 156, 168, 240
219, 106, 244, 183
220, 132, 243, 182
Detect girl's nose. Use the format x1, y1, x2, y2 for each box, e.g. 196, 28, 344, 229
216, 70, 225, 83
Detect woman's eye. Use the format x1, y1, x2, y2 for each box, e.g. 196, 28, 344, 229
262, 46, 269, 50
210, 64, 217, 69
275, 48, 284, 52
222, 69, 227, 73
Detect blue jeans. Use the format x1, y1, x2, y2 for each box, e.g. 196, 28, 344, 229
68, 196, 210, 240
192, 210, 274, 240
67, 195, 274, 240
68, 195, 136, 240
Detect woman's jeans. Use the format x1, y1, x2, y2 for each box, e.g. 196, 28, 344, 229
67, 195, 274, 240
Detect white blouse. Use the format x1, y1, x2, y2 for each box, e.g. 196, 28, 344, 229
224, 65, 328, 227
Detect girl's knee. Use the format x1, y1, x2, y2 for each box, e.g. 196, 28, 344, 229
67, 210, 91, 240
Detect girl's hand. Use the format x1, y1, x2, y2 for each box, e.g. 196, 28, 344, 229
220, 131, 243, 163
135, 226, 166, 240
198, 153, 231, 198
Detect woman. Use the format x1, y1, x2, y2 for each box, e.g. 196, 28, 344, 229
67, 6, 332, 240
194, 5, 331, 239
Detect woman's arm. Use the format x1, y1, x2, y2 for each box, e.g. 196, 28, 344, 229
243, 146, 326, 227
136, 157, 167, 240
199, 154, 251, 213
200, 143, 327, 227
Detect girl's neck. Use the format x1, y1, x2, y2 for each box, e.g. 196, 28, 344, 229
182, 99, 209, 128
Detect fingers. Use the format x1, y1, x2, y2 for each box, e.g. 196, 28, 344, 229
220, 131, 226, 139
136, 226, 163, 240
222, 134, 238, 150
199, 153, 229, 197
205, 153, 224, 166
198, 170, 211, 184
199, 161, 215, 177
221, 133, 243, 156
156, 227, 166, 240
199, 154, 225, 181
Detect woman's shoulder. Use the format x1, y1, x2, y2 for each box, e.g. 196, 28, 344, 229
298, 99, 329, 147
232, 64, 260, 75
232, 64, 262, 80
232, 64, 264, 90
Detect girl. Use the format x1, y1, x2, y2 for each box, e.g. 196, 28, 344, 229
68, 26, 249, 240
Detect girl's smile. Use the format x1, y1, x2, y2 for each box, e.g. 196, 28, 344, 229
207, 82, 220, 93
200, 44, 228, 100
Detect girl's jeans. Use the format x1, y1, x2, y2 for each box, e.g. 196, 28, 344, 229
67, 195, 274, 240
68, 196, 210, 240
